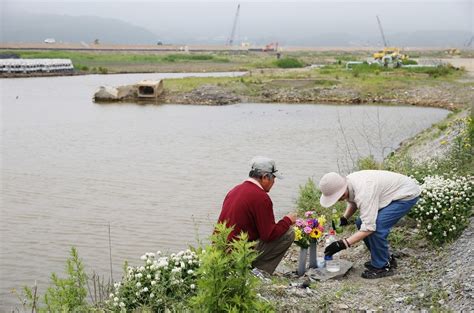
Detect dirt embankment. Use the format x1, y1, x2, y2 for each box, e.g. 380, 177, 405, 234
161, 80, 472, 110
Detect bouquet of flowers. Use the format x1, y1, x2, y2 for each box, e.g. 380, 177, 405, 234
293, 211, 326, 248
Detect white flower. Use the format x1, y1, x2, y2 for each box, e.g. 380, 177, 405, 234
190, 284, 196, 289
136, 282, 141, 287
150, 293, 155, 298
147, 274, 151, 279
140, 255, 147, 261
151, 281, 157, 286
114, 297, 119, 302
119, 302, 125, 308
109, 293, 114, 298
143, 287, 149, 292
187, 269, 194, 275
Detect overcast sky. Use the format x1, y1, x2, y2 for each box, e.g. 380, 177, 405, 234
2, 0, 472, 44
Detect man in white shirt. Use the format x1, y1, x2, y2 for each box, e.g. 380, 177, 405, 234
319, 170, 420, 279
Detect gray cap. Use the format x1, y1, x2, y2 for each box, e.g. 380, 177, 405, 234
250, 156, 283, 179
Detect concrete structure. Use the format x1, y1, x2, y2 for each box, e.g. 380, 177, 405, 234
94, 80, 164, 102
137, 80, 164, 99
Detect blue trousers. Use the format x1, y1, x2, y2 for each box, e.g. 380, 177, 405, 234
355, 197, 419, 268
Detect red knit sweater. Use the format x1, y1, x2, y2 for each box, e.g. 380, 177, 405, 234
218, 181, 292, 242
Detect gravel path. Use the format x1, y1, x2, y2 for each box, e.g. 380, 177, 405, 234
443, 217, 474, 311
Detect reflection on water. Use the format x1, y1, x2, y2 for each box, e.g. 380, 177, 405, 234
0, 73, 448, 309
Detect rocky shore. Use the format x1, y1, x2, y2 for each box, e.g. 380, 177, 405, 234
162, 78, 472, 110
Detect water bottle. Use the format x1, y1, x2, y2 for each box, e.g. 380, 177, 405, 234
324, 229, 340, 272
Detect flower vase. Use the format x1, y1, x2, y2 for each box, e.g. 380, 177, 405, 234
309, 241, 317, 268
297, 247, 308, 276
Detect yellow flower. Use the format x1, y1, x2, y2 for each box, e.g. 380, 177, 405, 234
318, 215, 326, 226
294, 227, 303, 241
310, 228, 322, 239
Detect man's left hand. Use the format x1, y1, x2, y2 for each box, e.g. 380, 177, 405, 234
324, 240, 347, 256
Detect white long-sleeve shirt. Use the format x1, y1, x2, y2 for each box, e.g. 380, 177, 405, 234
347, 170, 421, 231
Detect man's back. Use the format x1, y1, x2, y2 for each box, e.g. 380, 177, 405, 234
218, 181, 291, 242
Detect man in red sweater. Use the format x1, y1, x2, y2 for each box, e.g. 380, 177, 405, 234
218, 156, 297, 274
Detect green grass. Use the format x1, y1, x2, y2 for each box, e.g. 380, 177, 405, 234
1, 50, 231, 68
164, 76, 240, 92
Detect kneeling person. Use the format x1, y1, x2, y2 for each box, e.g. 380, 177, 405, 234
218, 156, 297, 275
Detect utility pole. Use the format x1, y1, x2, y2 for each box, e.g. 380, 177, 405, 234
227, 4, 240, 46
376, 15, 388, 47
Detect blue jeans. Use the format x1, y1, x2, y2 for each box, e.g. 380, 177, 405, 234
355, 197, 419, 268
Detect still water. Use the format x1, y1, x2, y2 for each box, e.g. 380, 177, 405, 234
1, 72, 448, 309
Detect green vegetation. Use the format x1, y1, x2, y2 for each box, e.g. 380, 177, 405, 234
190, 223, 273, 312
296, 178, 346, 224
22, 247, 89, 312
274, 57, 304, 68
20, 224, 272, 312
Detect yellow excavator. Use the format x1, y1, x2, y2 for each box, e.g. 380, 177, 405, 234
373, 47, 408, 61
373, 16, 408, 64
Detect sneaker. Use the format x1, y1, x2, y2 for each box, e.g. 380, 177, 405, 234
364, 255, 398, 269
361, 265, 394, 279
251, 268, 271, 281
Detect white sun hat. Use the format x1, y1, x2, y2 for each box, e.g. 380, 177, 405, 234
319, 172, 348, 208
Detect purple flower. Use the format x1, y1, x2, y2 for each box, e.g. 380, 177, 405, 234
305, 211, 314, 217
296, 219, 305, 227
304, 226, 312, 234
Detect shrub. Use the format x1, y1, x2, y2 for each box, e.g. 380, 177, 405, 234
98, 67, 108, 74
189, 223, 273, 312
356, 155, 381, 170
404, 65, 457, 78
411, 175, 473, 244
401, 59, 418, 65
274, 57, 304, 68
296, 178, 345, 221
23, 247, 89, 312
107, 250, 199, 311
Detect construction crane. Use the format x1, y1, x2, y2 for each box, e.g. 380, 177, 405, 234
227, 4, 240, 46
376, 15, 388, 47
465, 35, 473, 48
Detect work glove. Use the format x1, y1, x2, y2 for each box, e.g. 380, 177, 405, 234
339, 216, 349, 227
324, 240, 347, 257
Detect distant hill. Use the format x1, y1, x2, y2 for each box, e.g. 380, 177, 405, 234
2, 12, 160, 44
1, 11, 471, 48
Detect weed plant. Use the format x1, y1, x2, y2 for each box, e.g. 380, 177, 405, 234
190, 223, 273, 312
22, 247, 89, 312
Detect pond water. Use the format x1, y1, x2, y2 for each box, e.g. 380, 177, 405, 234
0, 72, 449, 309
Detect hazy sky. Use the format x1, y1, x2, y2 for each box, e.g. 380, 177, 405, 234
2, 0, 472, 44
